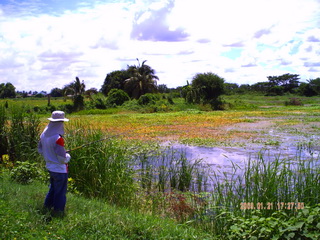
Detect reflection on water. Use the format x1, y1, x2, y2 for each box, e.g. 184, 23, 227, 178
160, 136, 320, 190
163, 129, 320, 168
166, 142, 320, 167
134, 130, 320, 193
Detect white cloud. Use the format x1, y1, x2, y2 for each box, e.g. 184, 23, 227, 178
0, 0, 319, 91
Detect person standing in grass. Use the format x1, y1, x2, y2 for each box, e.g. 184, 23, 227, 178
38, 111, 71, 217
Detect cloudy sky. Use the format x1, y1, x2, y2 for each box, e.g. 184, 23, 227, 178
0, 0, 319, 92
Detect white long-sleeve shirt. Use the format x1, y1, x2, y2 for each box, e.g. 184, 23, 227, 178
38, 122, 70, 173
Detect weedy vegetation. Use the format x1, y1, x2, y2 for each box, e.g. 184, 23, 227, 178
1, 96, 320, 239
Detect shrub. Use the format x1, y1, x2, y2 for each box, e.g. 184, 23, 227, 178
63, 103, 75, 113
266, 86, 284, 96
107, 89, 130, 106
89, 93, 108, 109
122, 99, 142, 112
285, 97, 303, 106
167, 95, 174, 105
138, 93, 160, 105
209, 96, 225, 110
10, 161, 43, 184
220, 205, 320, 239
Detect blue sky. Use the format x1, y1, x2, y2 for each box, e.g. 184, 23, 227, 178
0, 0, 319, 91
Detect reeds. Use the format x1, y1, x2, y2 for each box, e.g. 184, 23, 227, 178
0, 104, 7, 156
66, 120, 137, 207
0, 104, 40, 163
201, 147, 320, 234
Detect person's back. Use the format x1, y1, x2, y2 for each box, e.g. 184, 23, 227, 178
38, 111, 71, 217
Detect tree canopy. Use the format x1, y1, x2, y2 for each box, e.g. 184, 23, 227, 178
125, 59, 159, 99
100, 59, 159, 99
183, 72, 225, 110
100, 70, 131, 95
267, 73, 300, 95
0, 82, 16, 98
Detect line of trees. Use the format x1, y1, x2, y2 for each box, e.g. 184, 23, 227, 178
1, 59, 320, 108
224, 74, 320, 96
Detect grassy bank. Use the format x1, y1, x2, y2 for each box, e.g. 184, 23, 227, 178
2, 170, 320, 239
1, 96, 320, 239
0, 173, 213, 240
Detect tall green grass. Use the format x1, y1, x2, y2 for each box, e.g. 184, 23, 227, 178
66, 120, 137, 207
199, 148, 320, 235
0, 104, 40, 163
0, 104, 7, 156
65, 121, 204, 210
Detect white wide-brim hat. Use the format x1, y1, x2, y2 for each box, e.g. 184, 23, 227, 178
48, 111, 69, 122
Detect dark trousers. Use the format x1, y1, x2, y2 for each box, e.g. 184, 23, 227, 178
44, 171, 68, 212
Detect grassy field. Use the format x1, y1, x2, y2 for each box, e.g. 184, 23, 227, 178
0, 173, 212, 240
1, 94, 320, 239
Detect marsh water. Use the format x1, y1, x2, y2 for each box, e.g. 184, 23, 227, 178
158, 119, 320, 189
135, 117, 320, 192
167, 133, 320, 168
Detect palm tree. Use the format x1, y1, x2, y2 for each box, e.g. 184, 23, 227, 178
125, 59, 159, 99
73, 76, 86, 96
63, 77, 86, 98
63, 77, 86, 111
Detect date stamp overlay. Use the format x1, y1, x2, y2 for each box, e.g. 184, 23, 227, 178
240, 202, 305, 210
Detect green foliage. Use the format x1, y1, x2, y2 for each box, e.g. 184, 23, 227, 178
73, 95, 84, 111
298, 82, 317, 97
122, 99, 143, 111
167, 94, 174, 104
226, 99, 258, 110
0, 105, 8, 156
299, 78, 320, 97
218, 206, 320, 239
76, 108, 120, 115
0, 175, 211, 239
5, 105, 41, 163
138, 93, 160, 105
62, 76, 86, 112
100, 69, 130, 95
267, 73, 300, 94
251, 82, 269, 94
266, 85, 284, 96
50, 87, 63, 97
107, 88, 130, 106
67, 122, 137, 206
10, 161, 44, 184
189, 72, 225, 110
125, 59, 159, 99
308, 78, 320, 95
181, 84, 194, 104
88, 93, 109, 109
284, 97, 303, 106
135, 145, 200, 193
209, 96, 225, 110
0, 82, 16, 98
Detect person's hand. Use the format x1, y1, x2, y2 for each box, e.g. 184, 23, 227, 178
65, 153, 71, 163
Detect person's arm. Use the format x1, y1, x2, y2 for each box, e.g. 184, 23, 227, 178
38, 140, 43, 155
54, 135, 71, 164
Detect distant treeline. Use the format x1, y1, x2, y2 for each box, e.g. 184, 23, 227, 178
1, 59, 320, 100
